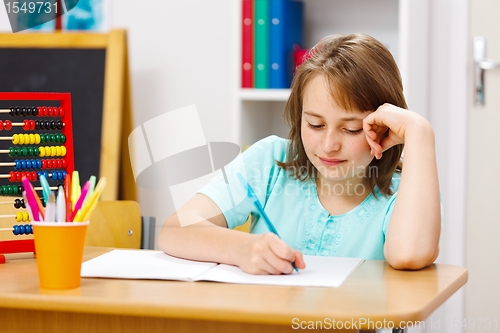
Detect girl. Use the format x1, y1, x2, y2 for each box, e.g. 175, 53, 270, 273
159, 33, 440, 274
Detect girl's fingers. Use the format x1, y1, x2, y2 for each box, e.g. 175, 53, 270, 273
245, 233, 302, 275
258, 256, 283, 275
293, 251, 306, 270
365, 130, 383, 154
268, 239, 301, 274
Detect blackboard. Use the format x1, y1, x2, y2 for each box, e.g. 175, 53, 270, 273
0, 30, 136, 201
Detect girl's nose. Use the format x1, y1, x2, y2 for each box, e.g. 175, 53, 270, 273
322, 130, 341, 152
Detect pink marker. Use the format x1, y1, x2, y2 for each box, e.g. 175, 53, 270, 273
22, 177, 40, 222
68, 181, 91, 222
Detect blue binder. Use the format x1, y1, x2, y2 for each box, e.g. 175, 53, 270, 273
269, 0, 304, 89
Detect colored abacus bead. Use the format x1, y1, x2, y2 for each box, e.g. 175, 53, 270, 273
27, 106, 64, 117
8, 171, 37, 182
2, 185, 11, 195
54, 170, 66, 181
12, 224, 33, 235
14, 198, 25, 209
0, 185, 22, 195
37, 171, 48, 180
11, 134, 39, 145
4, 120, 12, 130
8, 146, 40, 157
12, 158, 60, 170
22, 119, 36, 131
15, 212, 30, 222
12, 225, 20, 235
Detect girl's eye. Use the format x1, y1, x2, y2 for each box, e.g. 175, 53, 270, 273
307, 123, 324, 130
345, 129, 363, 135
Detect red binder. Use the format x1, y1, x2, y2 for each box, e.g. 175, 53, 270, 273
242, 0, 254, 88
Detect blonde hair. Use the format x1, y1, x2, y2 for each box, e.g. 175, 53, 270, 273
278, 33, 406, 196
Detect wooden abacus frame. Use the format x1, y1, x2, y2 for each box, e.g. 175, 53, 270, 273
0, 29, 136, 201
0, 92, 74, 263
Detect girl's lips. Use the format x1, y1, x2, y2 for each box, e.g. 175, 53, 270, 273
318, 157, 346, 166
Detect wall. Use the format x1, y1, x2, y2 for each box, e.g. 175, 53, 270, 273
425, 0, 468, 332
112, 0, 237, 245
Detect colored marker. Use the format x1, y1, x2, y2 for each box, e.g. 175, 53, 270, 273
56, 185, 66, 223
74, 177, 106, 222
69, 181, 91, 222
71, 170, 81, 210
39, 174, 51, 204
45, 191, 56, 222
83, 175, 96, 206
22, 177, 40, 221
64, 172, 72, 221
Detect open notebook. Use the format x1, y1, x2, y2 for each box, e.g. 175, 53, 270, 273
81, 249, 364, 288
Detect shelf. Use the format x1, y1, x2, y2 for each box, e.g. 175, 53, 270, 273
239, 89, 290, 101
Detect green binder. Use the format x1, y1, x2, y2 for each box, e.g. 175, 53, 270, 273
254, 0, 269, 88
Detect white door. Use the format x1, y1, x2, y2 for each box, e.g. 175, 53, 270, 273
467, 1, 500, 331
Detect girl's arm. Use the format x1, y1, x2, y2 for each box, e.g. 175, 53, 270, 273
363, 103, 441, 270
158, 193, 305, 274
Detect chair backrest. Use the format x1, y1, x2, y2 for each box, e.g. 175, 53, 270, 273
86, 200, 142, 249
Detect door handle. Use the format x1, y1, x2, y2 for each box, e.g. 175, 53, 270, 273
474, 36, 500, 106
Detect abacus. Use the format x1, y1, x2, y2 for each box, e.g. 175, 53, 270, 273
0, 92, 74, 264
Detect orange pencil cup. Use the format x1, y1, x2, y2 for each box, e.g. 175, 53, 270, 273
32, 221, 89, 290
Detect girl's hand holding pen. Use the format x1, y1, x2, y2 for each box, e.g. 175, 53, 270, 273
236, 233, 306, 275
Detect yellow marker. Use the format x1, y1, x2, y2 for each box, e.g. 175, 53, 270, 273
71, 170, 81, 210
82, 175, 97, 207
74, 177, 106, 222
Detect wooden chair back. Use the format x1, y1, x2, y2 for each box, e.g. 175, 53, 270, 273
86, 200, 142, 249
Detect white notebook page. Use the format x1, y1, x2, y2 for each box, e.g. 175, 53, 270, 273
81, 249, 217, 281
81, 250, 364, 288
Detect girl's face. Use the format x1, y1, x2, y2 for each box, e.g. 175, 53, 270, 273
301, 74, 374, 187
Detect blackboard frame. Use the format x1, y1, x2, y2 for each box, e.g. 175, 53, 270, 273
0, 29, 136, 201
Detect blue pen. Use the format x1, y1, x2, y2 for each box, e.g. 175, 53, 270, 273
236, 173, 299, 272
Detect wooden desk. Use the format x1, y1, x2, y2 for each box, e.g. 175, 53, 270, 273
0, 247, 467, 332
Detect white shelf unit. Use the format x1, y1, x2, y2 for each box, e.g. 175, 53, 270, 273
232, 0, 429, 148
239, 88, 290, 101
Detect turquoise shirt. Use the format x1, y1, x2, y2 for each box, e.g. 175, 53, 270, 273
198, 135, 400, 260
